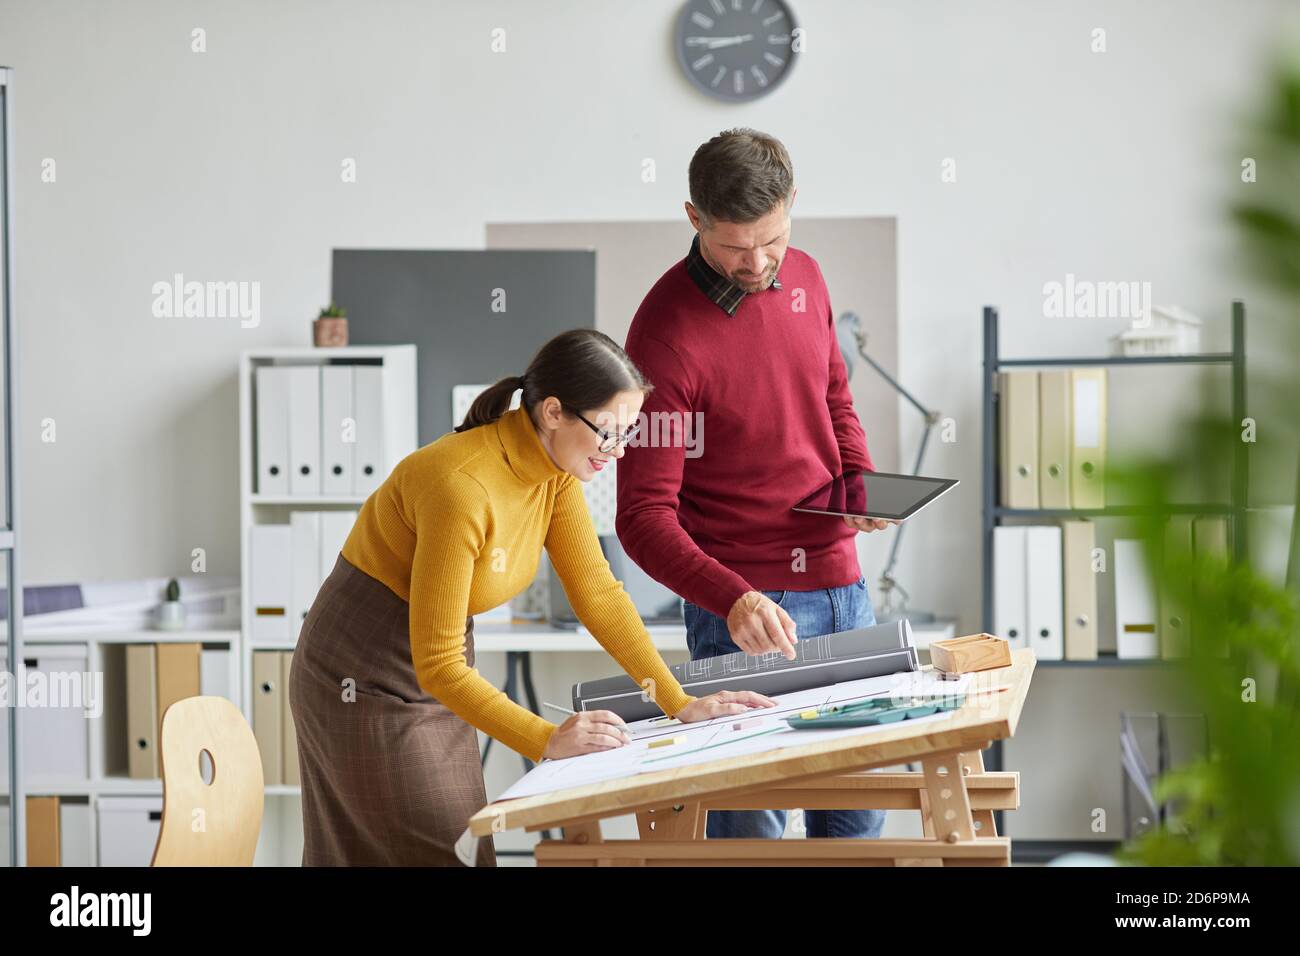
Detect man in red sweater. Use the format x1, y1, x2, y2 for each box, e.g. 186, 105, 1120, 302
616, 128, 893, 841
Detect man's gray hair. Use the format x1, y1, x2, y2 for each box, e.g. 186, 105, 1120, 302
689, 128, 794, 226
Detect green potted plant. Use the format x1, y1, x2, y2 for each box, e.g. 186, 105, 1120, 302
314, 301, 349, 347
155, 577, 185, 631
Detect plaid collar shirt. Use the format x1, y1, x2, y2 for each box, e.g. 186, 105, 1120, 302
685, 233, 783, 316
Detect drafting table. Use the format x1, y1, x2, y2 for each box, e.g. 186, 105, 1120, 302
471, 616, 956, 770
467, 648, 1035, 866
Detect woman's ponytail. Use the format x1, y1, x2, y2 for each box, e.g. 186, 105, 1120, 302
454, 374, 525, 432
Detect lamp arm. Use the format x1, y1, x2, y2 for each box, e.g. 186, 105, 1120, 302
841, 322, 943, 618
850, 338, 936, 422
880, 415, 936, 583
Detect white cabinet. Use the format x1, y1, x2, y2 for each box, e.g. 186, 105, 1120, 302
96, 796, 164, 867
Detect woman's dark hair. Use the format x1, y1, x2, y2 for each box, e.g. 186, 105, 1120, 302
454, 328, 653, 433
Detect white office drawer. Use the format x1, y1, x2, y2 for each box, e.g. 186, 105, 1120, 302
96, 796, 164, 867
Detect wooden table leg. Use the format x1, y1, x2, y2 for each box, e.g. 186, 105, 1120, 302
536, 821, 608, 866
957, 749, 999, 837
560, 821, 602, 844
917, 751, 976, 847
637, 802, 703, 840
972, 809, 998, 838
958, 749, 987, 775
917, 790, 937, 838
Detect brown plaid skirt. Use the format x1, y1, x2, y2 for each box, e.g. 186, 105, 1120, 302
288, 552, 496, 866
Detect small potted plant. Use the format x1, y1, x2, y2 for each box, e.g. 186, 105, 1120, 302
314, 302, 349, 347
155, 578, 185, 631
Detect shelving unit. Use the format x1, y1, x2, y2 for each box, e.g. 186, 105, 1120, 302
238, 344, 417, 865
2, 626, 240, 865
980, 301, 1247, 860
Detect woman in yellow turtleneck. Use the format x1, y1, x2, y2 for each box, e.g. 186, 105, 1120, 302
288, 329, 771, 866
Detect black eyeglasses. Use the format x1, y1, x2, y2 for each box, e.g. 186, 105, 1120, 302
564, 406, 640, 454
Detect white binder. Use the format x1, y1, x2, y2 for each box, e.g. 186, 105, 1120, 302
287, 366, 322, 496
353, 366, 385, 497
320, 366, 355, 496
993, 525, 1028, 649
290, 511, 323, 640
255, 366, 289, 496
1025, 525, 1064, 660
199, 647, 233, 701
59, 802, 94, 867
319, 510, 358, 582
251, 524, 292, 641
1115, 538, 1159, 658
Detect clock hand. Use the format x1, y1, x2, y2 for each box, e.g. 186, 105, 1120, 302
707, 34, 755, 49
684, 34, 756, 50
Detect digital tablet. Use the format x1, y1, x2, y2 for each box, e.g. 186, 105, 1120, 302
791, 470, 959, 521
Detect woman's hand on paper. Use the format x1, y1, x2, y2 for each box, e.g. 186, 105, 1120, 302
674, 690, 776, 723
843, 516, 899, 533
727, 591, 798, 659
542, 710, 632, 759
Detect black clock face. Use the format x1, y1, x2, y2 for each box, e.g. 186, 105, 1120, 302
675, 0, 798, 102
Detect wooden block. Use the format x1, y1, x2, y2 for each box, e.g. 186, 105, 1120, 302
928, 633, 1012, 674
26, 796, 61, 867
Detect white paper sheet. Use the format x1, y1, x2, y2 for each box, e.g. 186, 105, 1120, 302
495, 672, 973, 801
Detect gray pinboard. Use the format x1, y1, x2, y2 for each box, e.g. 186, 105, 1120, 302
331, 248, 596, 445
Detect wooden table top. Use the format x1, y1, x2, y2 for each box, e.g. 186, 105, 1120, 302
469, 649, 1036, 836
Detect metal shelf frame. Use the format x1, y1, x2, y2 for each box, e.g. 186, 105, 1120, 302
979, 302, 1248, 845
1, 65, 24, 867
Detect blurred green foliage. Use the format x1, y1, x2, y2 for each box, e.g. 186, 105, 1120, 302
1114, 47, 1300, 866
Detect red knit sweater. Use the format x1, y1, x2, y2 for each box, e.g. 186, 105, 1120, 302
616, 244, 873, 619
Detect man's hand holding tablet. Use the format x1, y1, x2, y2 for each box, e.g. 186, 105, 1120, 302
842, 515, 899, 532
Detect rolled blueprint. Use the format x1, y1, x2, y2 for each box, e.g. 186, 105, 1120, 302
572, 619, 919, 721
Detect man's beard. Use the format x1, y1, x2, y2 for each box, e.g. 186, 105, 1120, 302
729, 262, 778, 293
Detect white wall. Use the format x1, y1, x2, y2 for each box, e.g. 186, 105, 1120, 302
4, 0, 1295, 619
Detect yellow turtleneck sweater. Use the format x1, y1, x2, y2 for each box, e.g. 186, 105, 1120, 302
340, 406, 695, 762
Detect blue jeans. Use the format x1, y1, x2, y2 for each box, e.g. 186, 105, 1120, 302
683, 576, 887, 840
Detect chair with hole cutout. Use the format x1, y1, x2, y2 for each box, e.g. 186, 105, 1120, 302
151, 695, 264, 866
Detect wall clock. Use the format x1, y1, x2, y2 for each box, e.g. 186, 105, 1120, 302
675, 0, 798, 102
